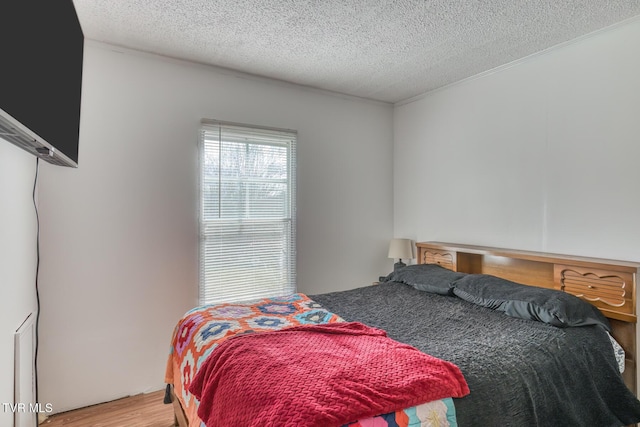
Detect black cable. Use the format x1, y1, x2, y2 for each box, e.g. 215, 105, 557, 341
32, 157, 40, 425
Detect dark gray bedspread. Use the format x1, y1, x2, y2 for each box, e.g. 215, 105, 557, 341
310, 282, 640, 427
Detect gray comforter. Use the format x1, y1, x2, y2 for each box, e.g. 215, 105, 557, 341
311, 281, 640, 427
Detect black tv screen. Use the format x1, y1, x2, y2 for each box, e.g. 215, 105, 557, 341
1, 0, 84, 166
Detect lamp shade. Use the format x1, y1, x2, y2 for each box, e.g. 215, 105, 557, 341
388, 238, 413, 260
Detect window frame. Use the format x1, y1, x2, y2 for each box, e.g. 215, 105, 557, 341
198, 120, 297, 305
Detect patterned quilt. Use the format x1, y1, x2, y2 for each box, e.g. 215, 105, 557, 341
165, 293, 461, 427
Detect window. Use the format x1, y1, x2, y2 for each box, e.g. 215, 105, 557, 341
199, 121, 296, 304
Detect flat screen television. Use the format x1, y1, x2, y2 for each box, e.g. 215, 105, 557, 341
0, 0, 84, 167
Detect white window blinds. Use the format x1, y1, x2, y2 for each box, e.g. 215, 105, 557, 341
199, 121, 297, 305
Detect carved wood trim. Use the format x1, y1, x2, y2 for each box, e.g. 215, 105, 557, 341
421, 249, 456, 271
558, 268, 626, 307
554, 264, 635, 322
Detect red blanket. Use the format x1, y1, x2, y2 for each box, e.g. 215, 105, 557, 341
189, 322, 469, 427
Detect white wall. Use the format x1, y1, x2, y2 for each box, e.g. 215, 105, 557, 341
394, 18, 640, 262
37, 41, 393, 412
0, 141, 37, 426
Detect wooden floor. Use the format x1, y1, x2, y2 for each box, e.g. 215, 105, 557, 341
41, 390, 175, 427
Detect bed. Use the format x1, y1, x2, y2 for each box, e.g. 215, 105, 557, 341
165, 242, 640, 426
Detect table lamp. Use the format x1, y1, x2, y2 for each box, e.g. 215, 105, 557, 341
388, 238, 413, 271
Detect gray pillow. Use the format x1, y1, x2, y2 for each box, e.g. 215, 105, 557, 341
452, 274, 611, 331
383, 264, 466, 295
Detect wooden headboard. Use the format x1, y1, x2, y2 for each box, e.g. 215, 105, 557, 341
416, 241, 639, 395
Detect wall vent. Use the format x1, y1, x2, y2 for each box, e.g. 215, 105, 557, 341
14, 313, 36, 427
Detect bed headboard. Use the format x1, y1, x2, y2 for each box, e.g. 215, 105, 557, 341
416, 241, 639, 394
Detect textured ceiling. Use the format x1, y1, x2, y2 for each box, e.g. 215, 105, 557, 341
72, 0, 640, 103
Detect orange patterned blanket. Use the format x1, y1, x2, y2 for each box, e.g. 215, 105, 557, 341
165, 294, 343, 426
